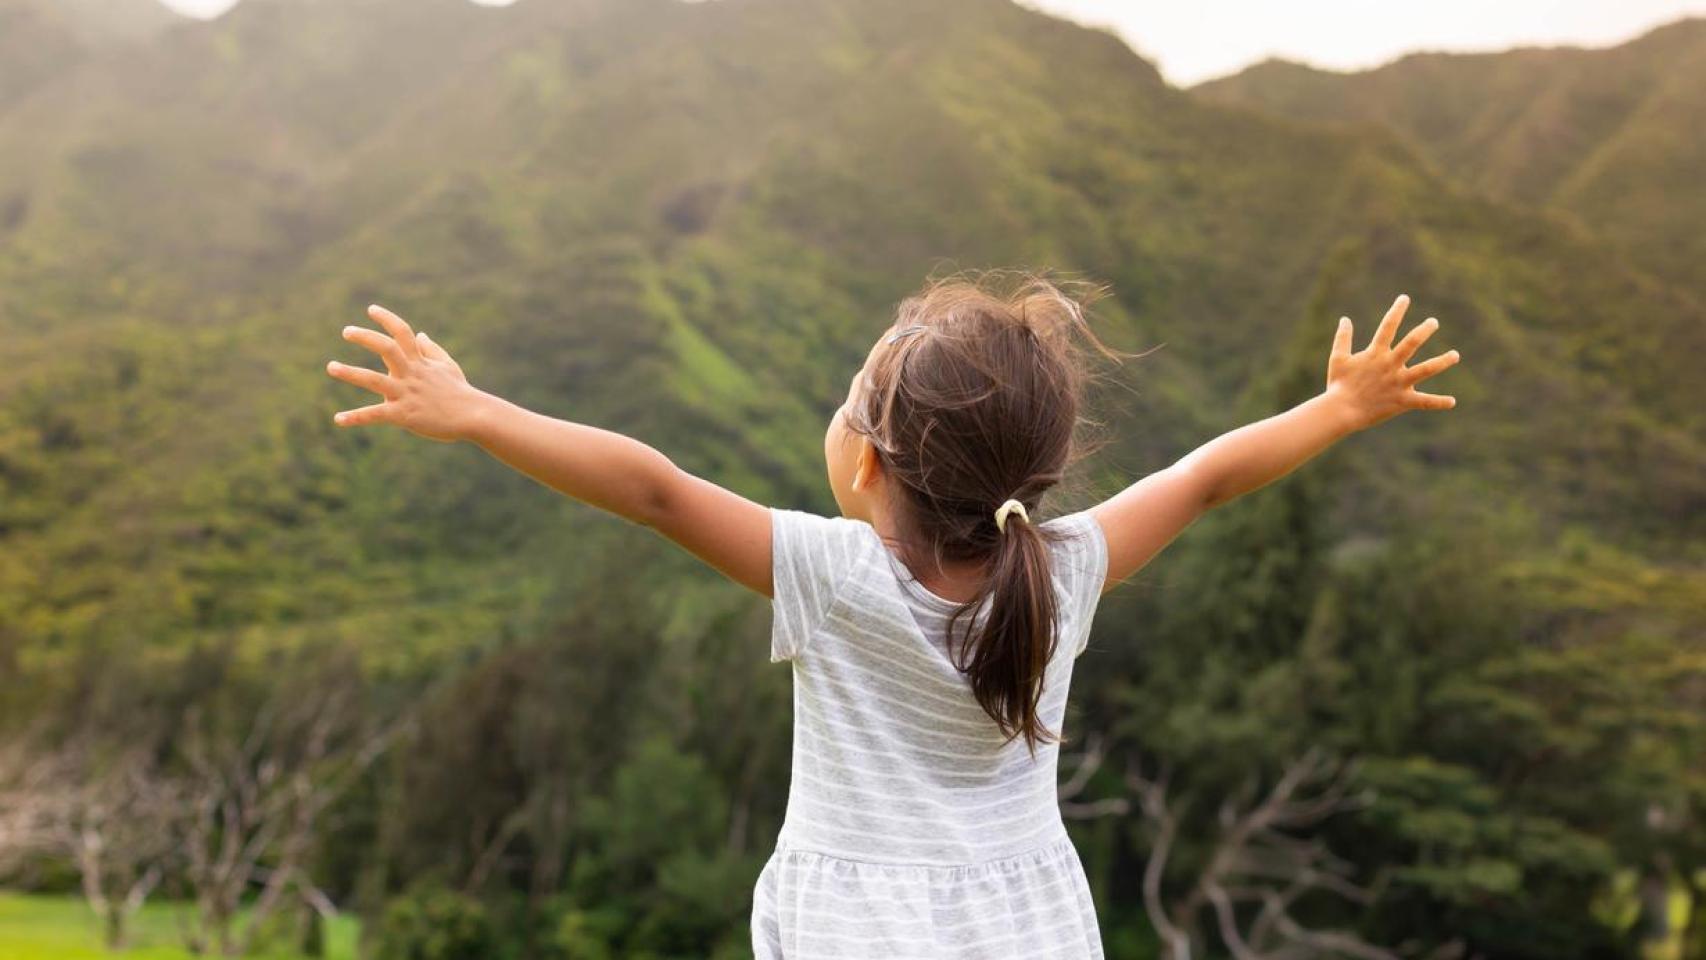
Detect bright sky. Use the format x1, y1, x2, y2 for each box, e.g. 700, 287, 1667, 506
1024, 0, 1706, 84
156, 0, 1706, 86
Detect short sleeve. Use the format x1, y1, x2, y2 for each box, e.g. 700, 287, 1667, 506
769, 507, 871, 663
1043, 510, 1109, 658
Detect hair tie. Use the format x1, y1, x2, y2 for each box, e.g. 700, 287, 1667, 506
994, 499, 1029, 533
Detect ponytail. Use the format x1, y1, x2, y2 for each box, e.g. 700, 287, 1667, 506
842, 269, 1136, 757
945, 499, 1061, 758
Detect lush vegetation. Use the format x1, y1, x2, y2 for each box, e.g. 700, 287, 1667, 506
1196, 18, 1706, 296
0, 0, 1701, 957
0, 893, 359, 960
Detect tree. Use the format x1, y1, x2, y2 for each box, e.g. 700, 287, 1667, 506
1064, 738, 1413, 960
54, 743, 182, 949
0, 733, 61, 877
2, 731, 179, 949
175, 680, 399, 956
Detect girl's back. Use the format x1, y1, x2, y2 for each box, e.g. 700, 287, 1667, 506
752, 504, 1108, 958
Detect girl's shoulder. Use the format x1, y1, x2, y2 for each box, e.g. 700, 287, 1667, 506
1038, 509, 1110, 655
1039, 509, 1108, 581
768, 507, 882, 663
769, 506, 880, 569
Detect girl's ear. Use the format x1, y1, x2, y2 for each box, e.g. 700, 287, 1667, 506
851, 436, 882, 493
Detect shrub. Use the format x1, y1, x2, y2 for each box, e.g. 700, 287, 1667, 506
373, 886, 498, 960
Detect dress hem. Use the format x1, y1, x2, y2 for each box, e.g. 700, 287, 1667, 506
772, 829, 1078, 877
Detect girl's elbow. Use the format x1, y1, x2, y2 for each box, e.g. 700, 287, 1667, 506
1172, 459, 1225, 511
635, 462, 681, 530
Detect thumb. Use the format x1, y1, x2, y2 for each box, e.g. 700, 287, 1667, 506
416, 330, 442, 359
416, 331, 462, 370
1330, 315, 1353, 360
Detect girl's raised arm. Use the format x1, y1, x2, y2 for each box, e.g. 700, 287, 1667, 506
1088, 294, 1461, 594
327, 304, 775, 597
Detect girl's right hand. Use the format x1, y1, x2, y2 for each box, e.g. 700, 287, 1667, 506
1325, 294, 1461, 432
326, 304, 485, 443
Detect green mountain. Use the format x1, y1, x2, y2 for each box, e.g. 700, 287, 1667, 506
0, 0, 180, 107
1, 0, 1701, 954
3, 0, 1699, 665
1196, 18, 1706, 292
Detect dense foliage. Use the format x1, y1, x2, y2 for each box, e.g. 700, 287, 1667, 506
0, 1, 1700, 957
1197, 19, 1706, 296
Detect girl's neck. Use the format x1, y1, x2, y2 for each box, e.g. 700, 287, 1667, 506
870, 515, 989, 604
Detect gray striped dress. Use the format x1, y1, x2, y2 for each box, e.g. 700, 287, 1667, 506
753, 506, 1109, 959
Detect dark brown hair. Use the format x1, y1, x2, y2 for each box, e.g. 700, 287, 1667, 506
843, 268, 1129, 756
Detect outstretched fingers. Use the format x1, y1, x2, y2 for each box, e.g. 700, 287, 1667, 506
326, 359, 394, 397
329, 305, 425, 429
1371, 294, 1410, 352
343, 325, 406, 371
1403, 348, 1461, 385
1392, 316, 1440, 364
1407, 390, 1457, 411
333, 402, 393, 428
1331, 315, 1354, 359
367, 304, 421, 360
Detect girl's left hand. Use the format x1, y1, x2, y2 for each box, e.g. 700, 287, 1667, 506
326, 304, 483, 443
1325, 294, 1462, 432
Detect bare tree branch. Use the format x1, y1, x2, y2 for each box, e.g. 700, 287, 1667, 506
174, 685, 405, 956
1061, 736, 1402, 960
4, 736, 183, 950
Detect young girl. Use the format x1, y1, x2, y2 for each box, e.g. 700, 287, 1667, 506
326, 272, 1459, 957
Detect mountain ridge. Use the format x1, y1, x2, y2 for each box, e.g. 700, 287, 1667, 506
0, 0, 1700, 668
1194, 16, 1706, 291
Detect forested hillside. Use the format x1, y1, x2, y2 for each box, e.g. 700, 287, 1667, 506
1, 1, 1701, 957
1197, 18, 1706, 294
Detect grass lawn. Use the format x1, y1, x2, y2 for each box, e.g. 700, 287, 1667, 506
0, 893, 359, 960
